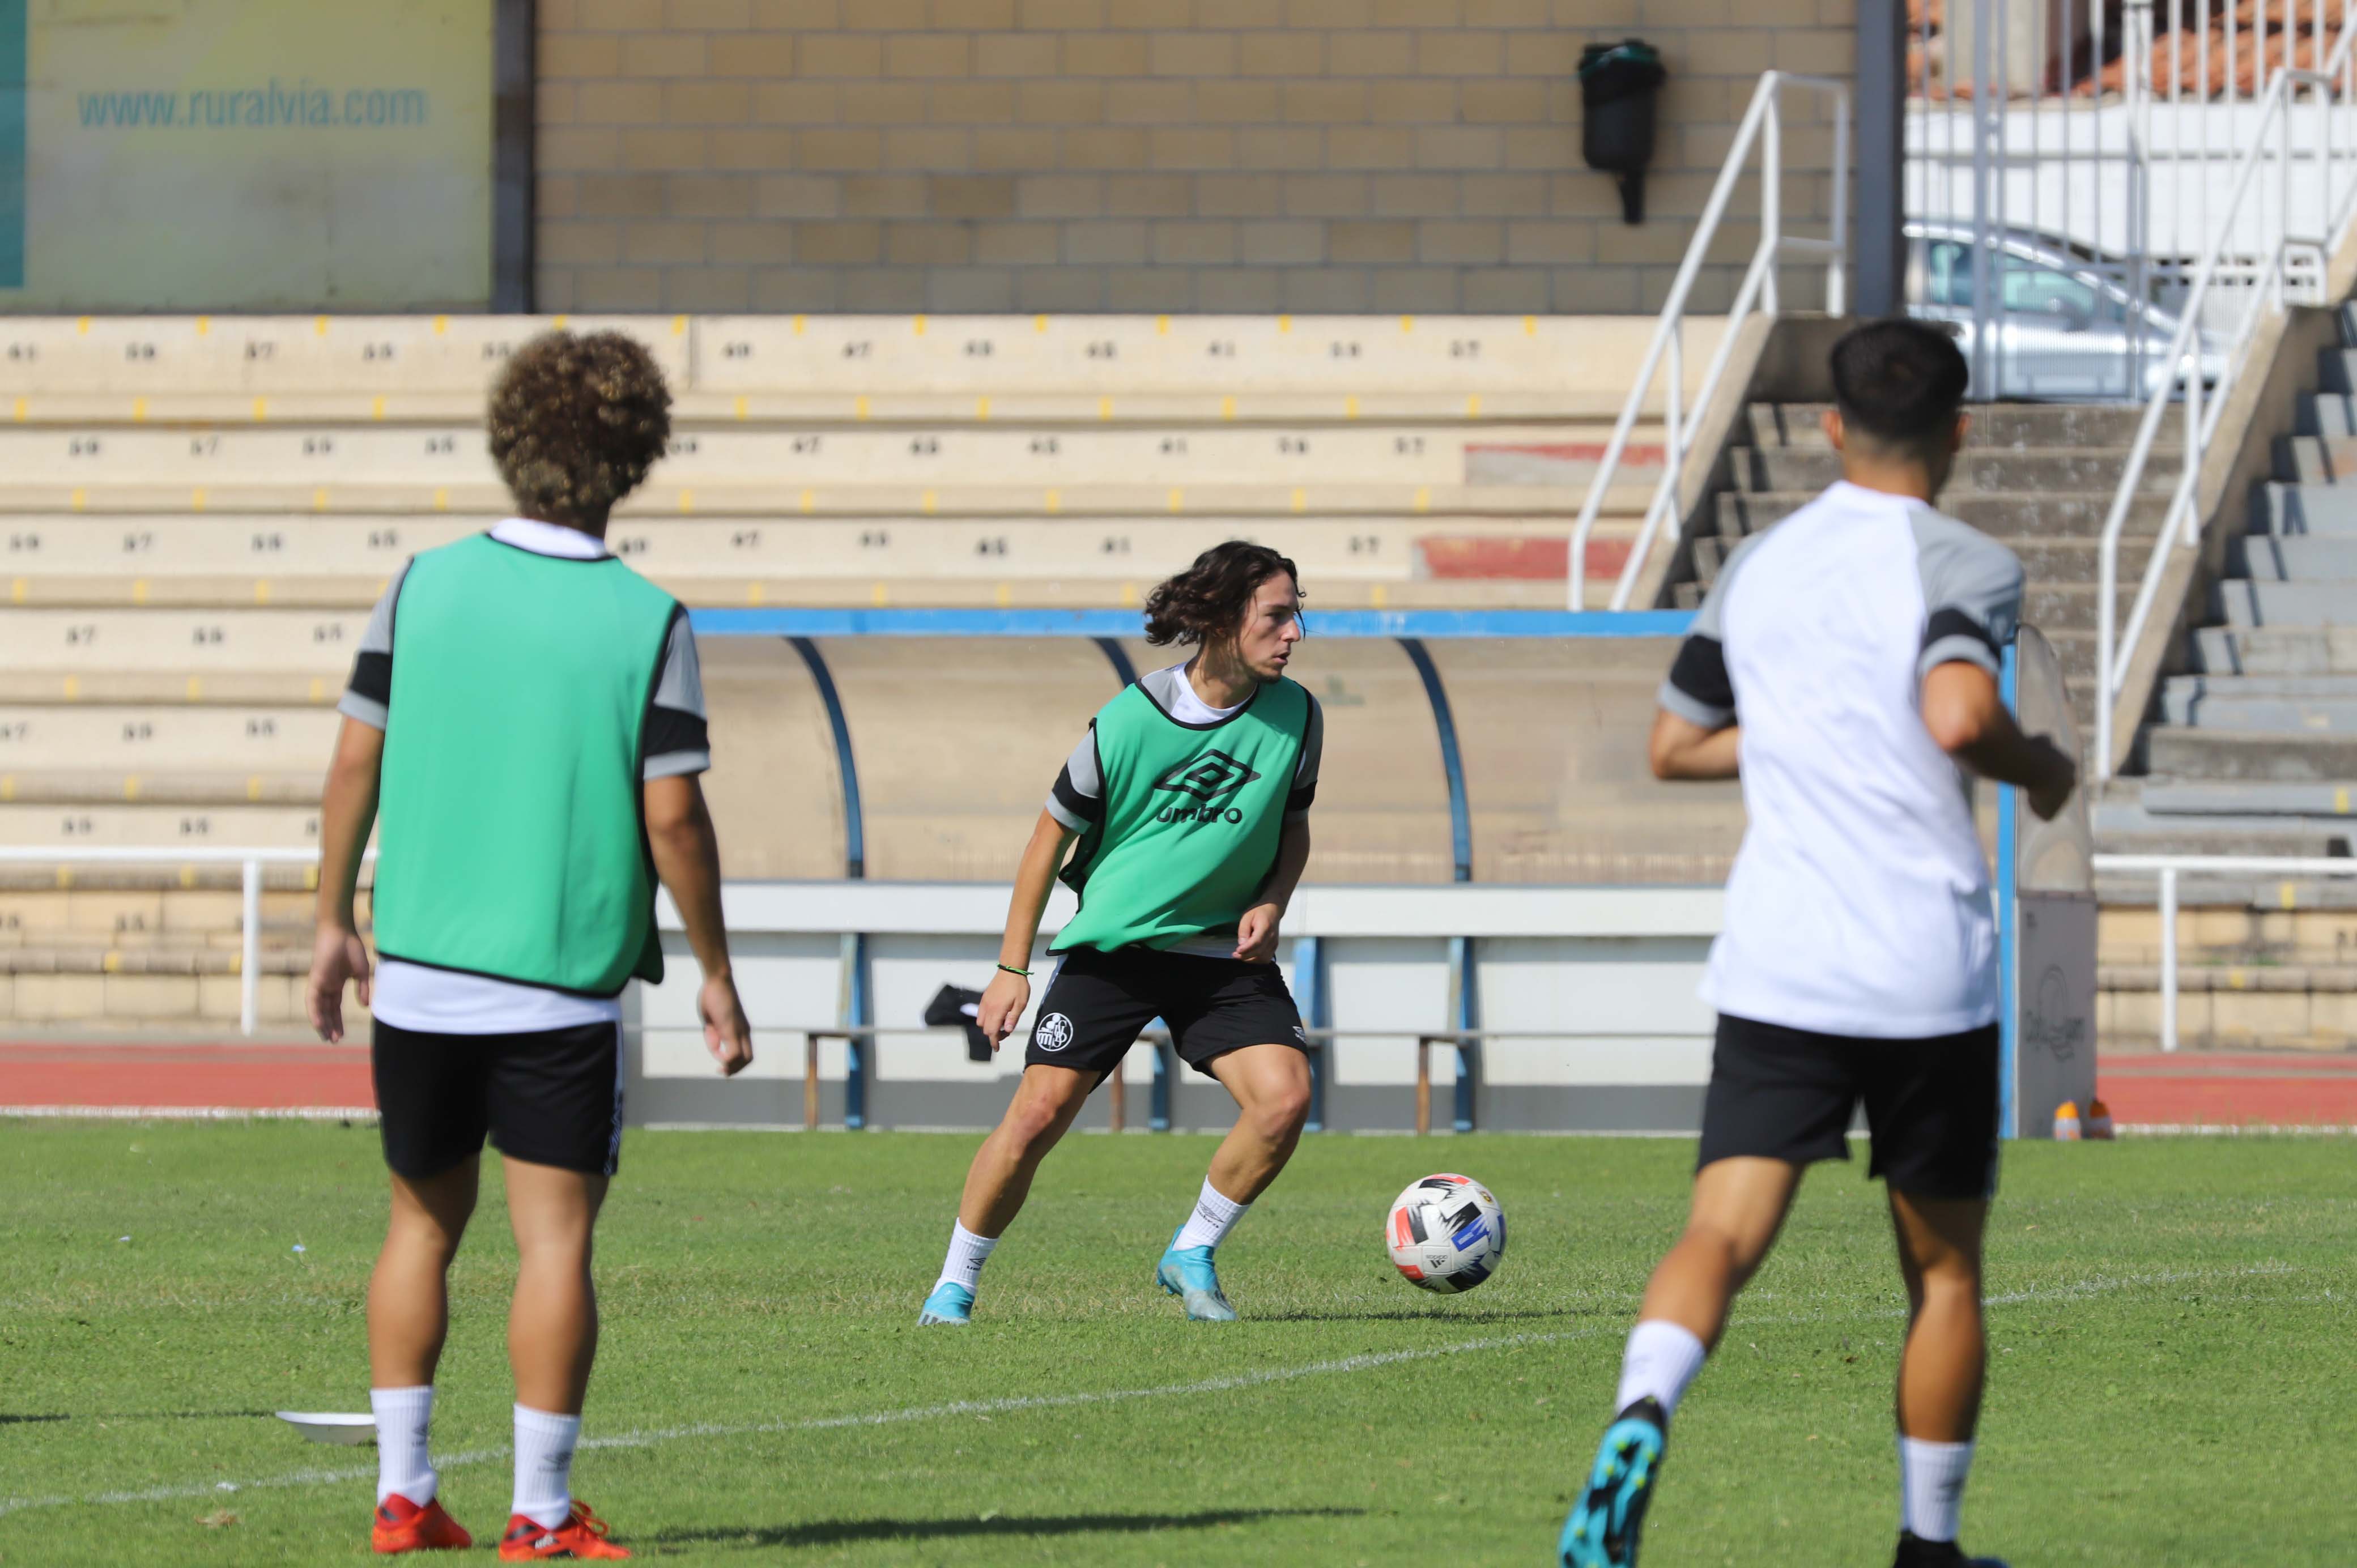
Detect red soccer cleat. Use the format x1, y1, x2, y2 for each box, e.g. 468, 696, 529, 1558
371, 1493, 473, 1554
497, 1499, 632, 1560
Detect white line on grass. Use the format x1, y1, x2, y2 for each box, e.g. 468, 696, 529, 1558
0, 1262, 2296, 1523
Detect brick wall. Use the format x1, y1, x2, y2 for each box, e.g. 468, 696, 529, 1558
534, 0, 1856, 316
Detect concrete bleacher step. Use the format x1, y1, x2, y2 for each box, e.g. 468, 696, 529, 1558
2160, 675, 2357, 730
0, 803, 320, 849
0, 479, 1644, 519
0, 772, 321, 806
2216, 579, 2357, 627
0, 708, 337, 769
1737, 446, 2181, 496
1694, 530, 2154, 585
1714, 489, 2173, 539
0, 515, 1631, 587
0, 423, 1639, 489
2254, 481, 2357, 535
2193, 625, 2357, 676
0, 312, 1705, 408
2137, 778, 2357, 816
1751, 402, 2151, 450
2092, 798, 2356, 849
2227, 535, 2357, 579
2146, 728, 2357, 781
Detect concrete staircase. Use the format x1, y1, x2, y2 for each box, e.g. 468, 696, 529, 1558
2097, 305, 2357, 893
1675, 400, 2164, 743
2090, 305, 2357, 1049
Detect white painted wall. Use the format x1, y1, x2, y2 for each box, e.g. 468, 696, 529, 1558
635, 881, 1723, 1093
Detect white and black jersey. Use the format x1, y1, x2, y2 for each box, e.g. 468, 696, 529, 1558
1662, 480, 2025, 1039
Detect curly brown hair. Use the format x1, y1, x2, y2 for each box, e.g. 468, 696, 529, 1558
1143, 541, 1301, 647
486, 330, 673, 526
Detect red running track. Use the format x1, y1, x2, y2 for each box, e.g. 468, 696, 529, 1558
2, 1043, 2355, 1128
0, 1043, 375, 1111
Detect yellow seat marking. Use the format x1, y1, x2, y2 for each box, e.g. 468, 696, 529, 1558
854, 395, 870, 421
871, 581, 890, 606
372, 395, 386, 420
1222, 395, 1236, 420
1099, 396, 1113, 420
70, 488, 86, 512
314, 316, 329, 336
247, 776, 263, 802
187, 676, 203, 701
977, 396, 991, 421
253, 397, 269, 421
1045, 489, 1061, 515
1168, 488, 1184, 513
132, 397, 147, 422
800, 489, 815, 514
1414, 487, 1431, 512
922, 490, 938, 514
1291, 488, 1306, 513
255, 580, 272, 604
734, 395, 748, 420
433, 487, 449, 512
131, 579, 147, 606
679, 488, 695, 514
195, 317, 210, 335
913, 314, 928, 335
193, 487, 207, 511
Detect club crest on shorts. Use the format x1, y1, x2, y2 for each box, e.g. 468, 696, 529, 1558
1033, 1012, 1075, 1052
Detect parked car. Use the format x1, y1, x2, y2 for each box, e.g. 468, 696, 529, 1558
1906, 221, 2226, 400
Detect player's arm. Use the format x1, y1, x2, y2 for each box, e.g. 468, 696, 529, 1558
977, 808, 1081, 1046
646, 773, 752, 1076
1649, 709, 1740, 781
1913, 523, 2076, 820
307, 715, 384, 1043
1651, 538, 1747, 782
1922, 662, 2077, 820
1235, 698, 1320, 962
308, 575, 401, 1043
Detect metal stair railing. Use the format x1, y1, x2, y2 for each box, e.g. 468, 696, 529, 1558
2095, 15, 2357, 779
1568, 70, 1851, 613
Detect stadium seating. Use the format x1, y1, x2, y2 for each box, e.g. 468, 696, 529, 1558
0, 312, 1724, 1031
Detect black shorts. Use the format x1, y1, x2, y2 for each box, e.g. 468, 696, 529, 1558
1027, 946, 1308, 1080
373, 1018, 625, 1180
1696, 1013, 2000, 1201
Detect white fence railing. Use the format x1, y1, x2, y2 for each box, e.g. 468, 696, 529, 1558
2092, 851, 2357, 1051
1566, 70, 1849, 613
2094, 20, 2357, 779
1911, 0, 2357, 400
0, 846, 364, 1039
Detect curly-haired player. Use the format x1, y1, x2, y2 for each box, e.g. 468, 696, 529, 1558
918, 541, 1323, 1326
307, 331, 754, 1561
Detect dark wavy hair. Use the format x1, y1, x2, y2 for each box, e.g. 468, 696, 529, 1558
487, 330, 673, 526
1143, 541, 1302, 647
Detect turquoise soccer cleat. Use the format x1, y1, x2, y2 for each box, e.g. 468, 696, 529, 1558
1154, 1228, 1238, 1322
1560, 1399, 1667, 1568
917, 1281, 974, 1326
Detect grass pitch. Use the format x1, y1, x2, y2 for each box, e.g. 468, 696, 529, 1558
2, 1122, 2352, 1566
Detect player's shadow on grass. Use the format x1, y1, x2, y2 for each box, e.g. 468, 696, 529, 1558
654, 1506, 1364, 1550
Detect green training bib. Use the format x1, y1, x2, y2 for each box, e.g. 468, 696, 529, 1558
371, 532, 679, 996
1053, 676, 1310, 953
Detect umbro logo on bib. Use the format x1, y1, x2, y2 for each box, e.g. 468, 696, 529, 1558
1152, 749, 1261, 804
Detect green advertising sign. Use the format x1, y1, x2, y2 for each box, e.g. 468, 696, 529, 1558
5, 0, 493, 311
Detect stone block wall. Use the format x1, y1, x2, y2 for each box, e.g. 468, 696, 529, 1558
534, 0, 1857, 315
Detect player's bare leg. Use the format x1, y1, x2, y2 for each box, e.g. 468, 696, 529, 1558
957, 1064, 1099, 1236
1156, 1042, 1313, 1320
495, 1157, 624, 1558
1563, 1157, 1803, 1567
920, 1064, 1096, 1324
365, 1159, 479, 1550
504, 1158, 608, 1414
369, 1158, 480, 1389
1887, 1190, 1998, 1565
1204, 1042, 1313, 1203
1635, 1156, 1805, 1345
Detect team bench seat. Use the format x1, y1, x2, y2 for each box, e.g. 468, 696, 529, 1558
0, 313, 1705, 407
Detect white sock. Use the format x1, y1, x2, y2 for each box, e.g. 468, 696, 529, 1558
512, 1405, 581, 1530
1899, 1437, 1975, 1543
1172, 1177, 1250, 1252
935, 1221, 998, 1293
1612, 1320, 1709, 1418
370, 1386, 436, 1506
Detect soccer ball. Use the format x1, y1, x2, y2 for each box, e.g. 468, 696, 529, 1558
1386, 1173, 1505, 1294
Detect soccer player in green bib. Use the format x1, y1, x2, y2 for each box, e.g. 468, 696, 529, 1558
920, 542, 1322, 1326
305, 331, 753, 1561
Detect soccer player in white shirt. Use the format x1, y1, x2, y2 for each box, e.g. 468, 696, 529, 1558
1559, 321, 2075, 1568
